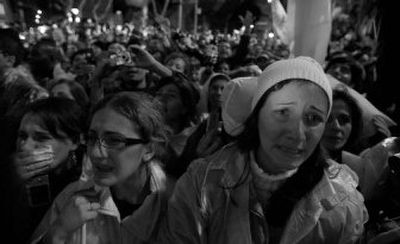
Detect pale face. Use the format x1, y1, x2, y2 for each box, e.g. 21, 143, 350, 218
322, 99, 352, 152
256, 81, 329, 174
16, 113, 78, 169
88, 107, 149, 187
51, 83, 74, 100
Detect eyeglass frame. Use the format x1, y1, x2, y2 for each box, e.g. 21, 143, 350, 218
85, 132, 148, 150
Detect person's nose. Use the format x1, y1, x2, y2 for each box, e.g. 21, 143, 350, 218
217, 87, 224, 96
88, 140, 108, 160
18, 137, 36, 152
287, 118, 307, 143
328, 117, 341, 130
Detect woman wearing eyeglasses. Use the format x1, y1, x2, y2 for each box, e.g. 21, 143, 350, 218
31, 92, 174, 244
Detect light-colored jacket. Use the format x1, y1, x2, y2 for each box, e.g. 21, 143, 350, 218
342, 143, 390, 200
31, 162, 171, 244
159, 143, 368, 244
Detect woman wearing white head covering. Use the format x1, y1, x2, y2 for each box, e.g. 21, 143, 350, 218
157, 57, 368, 244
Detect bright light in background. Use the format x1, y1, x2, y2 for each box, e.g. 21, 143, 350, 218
35, 19, 40, 24
19, 34, 26, 40
250, 24, 254, 29
75, 17, 81, 23
38, 25, 48, 34
71, 8, 79, 15
267, 0, 272, 3
142, 29, 148, 38
68, 17, 73, 22
116, 25, 122, 32
268, 32, 275, 38
37, 10, 42, 14
35, 14, 41, 19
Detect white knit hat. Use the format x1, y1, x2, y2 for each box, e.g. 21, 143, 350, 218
221, 57, 332, 136
252, 56, 332, 112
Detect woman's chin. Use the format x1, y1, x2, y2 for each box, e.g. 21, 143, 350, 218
93, 175, 115, 187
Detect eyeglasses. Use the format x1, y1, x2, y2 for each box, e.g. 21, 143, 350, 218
86, 132, 147, 149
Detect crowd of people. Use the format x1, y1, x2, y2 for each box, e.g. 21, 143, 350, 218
1, 9, 400, 244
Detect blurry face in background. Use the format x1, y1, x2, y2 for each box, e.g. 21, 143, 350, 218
216, 62, 230, 74
204, 44, 218, 57
156, 83, 186, 125
66, 44, 78, 58
208, 78, 229, 111
0, 51, 14, 74
16, 113, 78, 169
71, 54, 87, 70
51, 83, 74, 100
321, 99, 352, 152
327, 63, 352, 87
257, 81, 329, 174
218, 42, 232, 59
166, 57, 186, 73
118, 65, 148, 89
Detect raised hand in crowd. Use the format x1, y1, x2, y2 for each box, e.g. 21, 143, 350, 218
129, 44, 173, 77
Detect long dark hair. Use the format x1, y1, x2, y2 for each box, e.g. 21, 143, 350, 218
237, 79, 328, 227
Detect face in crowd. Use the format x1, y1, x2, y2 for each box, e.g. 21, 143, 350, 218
86, 93, 165, 189
256, 80, 329, 173
208, 76, 229, 111
166, 57, 186, 74
321, 97, 353, 152
87, 106, 150, 187
16, 98, 82, 171
218, 42, 232, 59
156, 83, 186, 126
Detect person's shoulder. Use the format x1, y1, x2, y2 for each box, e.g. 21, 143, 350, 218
342, 151, 364, 174
184, 143, 243, 183
313, 160, 368, 239
325, 159, 360, 187
342, 151, 362, 162
319, 159, 367, 218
